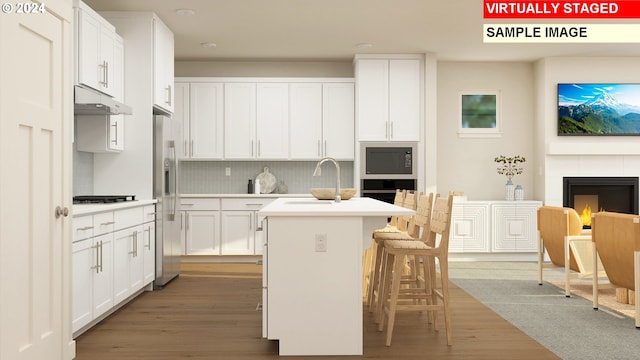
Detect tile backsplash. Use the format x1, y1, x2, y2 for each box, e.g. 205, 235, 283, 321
180, 160, 354, 194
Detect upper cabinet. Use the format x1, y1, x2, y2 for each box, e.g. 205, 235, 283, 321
74, 0, 123, 98
355, 56, 422, 142
289, 83, 354, 160
176, 77, 355, 161
153, 17, 174, 114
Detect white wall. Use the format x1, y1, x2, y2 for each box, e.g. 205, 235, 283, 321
535, 57, 640, 206
436, 62, 535, 200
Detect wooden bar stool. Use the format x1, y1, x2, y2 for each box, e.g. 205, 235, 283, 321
367, 191, 420, 312
377, 195, 455, 346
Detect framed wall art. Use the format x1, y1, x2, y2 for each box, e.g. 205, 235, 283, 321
458, 91, 501, 138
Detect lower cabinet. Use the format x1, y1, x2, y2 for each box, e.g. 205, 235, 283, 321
181, 197, 273, 256
72, 203, 156, 336
449, 200, 542, 253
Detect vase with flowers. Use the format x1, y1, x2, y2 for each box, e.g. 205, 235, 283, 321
494, 155, 525, 200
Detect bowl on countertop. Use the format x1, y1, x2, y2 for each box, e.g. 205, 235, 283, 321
310, 188, 356, 200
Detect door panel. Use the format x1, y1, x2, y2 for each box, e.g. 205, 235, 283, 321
1, 4, 73, 359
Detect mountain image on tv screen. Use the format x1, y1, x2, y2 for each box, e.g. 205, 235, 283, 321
558, 83, 640, 135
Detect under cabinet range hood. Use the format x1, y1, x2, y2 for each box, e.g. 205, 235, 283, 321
74, 85, 132, 115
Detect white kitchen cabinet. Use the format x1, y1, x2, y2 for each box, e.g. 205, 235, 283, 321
76, 115, 124, 152
322, 83, 355, 159
74, 0, 123, 97
256, 83, 289, 159
224, 83, 257, 159
142, 205, 156, 285
356, 57, 421, 142
449, 200, 542, 254
181, 198, 221, 255
221, 198, 274, 255
289, 83, 323, 159
185, 211, 221, 255
185, 82, 224, 159
224, 82, 288, 159
289, 82, 355, 160
153, 16, 174, 114
71, 212, 115, 334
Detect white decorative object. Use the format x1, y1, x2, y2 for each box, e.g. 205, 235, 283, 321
505, 180, 515, 201
495, 155, 525, 201
255, 167, 277, 194
514, 185, 524, 201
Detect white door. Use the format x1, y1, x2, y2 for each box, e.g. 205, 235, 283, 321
356, 59, 389, 141
0, 2, 74, 359
388, 59, 420, 141
142, 222, 156, 284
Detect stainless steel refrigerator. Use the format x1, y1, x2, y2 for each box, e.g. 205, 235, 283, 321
153, 114, 181, 287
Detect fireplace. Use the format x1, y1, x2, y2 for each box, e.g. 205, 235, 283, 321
563, 177, 639, 227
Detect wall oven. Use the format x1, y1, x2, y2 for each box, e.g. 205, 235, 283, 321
360, 142, 417, 203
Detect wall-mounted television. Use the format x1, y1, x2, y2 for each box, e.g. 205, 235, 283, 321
558, 83, 640, 136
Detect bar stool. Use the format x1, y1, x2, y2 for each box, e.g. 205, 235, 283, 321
377, 194, 455, 346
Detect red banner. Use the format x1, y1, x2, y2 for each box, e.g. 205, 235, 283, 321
484, 0, 640, 18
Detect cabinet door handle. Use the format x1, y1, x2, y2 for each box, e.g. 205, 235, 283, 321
91, 243, 100, 273
144, 226, 152, 249
99, 241, 103, 273
385, 121, 389, 139
324, 140, 327, 156
77, 225, 94, 231
257, 140, 261, 157
317, 140, 321, 157
111, 122, 118, 144
390, 121, 394, 139
249, 212, 253, 231
100, 221, 115, 226
186, 213, 189, 231
166, 84, 172, 106
105, 62, 109, 88
190, 140, 194, 157
251, 140, 254, 157
99, 61, 107, 86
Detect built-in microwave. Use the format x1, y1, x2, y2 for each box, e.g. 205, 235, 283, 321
360, 142, 417, 179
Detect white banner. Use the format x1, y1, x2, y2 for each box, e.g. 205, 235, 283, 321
483, 24, 640, 43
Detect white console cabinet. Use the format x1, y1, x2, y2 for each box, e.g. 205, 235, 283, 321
450, 200, 542, 255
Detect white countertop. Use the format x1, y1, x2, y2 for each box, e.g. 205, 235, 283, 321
181, 193, 313, 198
258, 197, 414, 217
73, 199, 157, 216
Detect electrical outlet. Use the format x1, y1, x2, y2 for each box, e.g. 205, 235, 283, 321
315, 234, 327, 252
225, 167, 231, 176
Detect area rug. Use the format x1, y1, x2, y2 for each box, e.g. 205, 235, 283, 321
548, 279, 636, 319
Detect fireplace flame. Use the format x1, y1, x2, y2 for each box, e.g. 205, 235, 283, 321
580, 204, 592, 226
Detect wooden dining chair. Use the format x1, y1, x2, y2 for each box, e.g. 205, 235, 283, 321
377, 194, 454, 346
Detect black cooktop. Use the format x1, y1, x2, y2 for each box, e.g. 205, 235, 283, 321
73, 195, 136, 204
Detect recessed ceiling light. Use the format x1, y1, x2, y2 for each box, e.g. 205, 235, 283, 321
355, 43, 373, 49
200, 42, 217, 48
176, 9, 195, 16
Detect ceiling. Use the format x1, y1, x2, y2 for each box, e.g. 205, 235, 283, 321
84, 0, 640, 62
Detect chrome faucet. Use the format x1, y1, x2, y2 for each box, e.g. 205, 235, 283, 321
313, 157, 341, 202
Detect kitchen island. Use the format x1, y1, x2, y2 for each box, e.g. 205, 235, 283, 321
258, 197, 414, 356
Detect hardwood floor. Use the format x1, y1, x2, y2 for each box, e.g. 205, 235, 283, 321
75, 263, 560, 359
